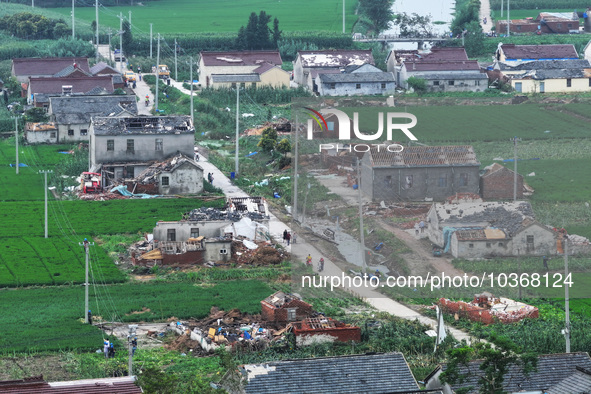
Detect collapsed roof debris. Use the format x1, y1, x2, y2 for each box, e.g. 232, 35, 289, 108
91, 115, 194, 135
133, 153, 201, 185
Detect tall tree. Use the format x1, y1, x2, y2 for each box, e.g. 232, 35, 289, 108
359, 0, 394, 35
236, 26, 247, 50
245, 12, 258, 50
272, 17, 282, 47
256, 10, 272, 49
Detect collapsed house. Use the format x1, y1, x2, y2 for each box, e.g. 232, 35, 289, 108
427, 201, 557, 258
124, 153, 204, 195
293, 317, 361, 345
89, 115, 194, 185
439, 292, 539, 325
260, 291, 314, 324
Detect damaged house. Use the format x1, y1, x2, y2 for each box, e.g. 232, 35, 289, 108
48, 95, 138, 143
126, 153, 203, 195
427, 201, 557, 258
89, 115, 194, 184
360, 145, 480, 202
261, 291, 313, 324
480, 163, 524, 200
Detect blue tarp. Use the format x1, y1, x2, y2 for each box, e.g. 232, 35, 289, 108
9, 163, 28, 167
246, 152, 258, 157
110, 185, 161, 199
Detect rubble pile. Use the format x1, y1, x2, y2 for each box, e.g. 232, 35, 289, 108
165, 332, 201, 353
78, 192, 127, 201
185, 207, 241, 222
234, 243, 288, 266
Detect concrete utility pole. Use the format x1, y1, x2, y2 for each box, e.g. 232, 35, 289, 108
356, 157, 366, 273
108, 29, 112, 62
32, 0, 34, 8
190, 56, 194, 124
150, 23, 153, 58
507, 0, 510, 37
342, 0, 345, 34
95, 0, 99, 62
119, 13, 123, 72
128, 325, 137, 376
128, 10, 132, 27
564, 238, 571, 353
13, 117, 19, 174
39, 170, 53, 238
79, 238, 94, 324
293, 114, 299, 222
501, 0, 503, 18
513, 136, 519, 202
71, 0, 75, 39
174, 39, 178, 81
156, 33, 160, 112
235, 86, 240, 176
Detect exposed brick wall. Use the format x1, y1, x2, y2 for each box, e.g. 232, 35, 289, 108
124, 181, 159, 195
480, 170, 523, 200
293, 325, 361, 342
260, 299, 313, 323
161, 250, 204, 266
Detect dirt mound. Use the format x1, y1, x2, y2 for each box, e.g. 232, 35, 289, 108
165, 333, 200, 353
234, 243, 288, 266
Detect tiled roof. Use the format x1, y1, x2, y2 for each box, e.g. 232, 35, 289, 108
241, 352, 419, 394
200, 51, 282, 67
409, 72, 487, 80
298, 50, 375, 68
455, 228, 507, 241
49, 95, 138, 125
514, 68, 591, 80
91, 116, 194, 136
319, 71, 395, 83
134, 153, 202, 184
500, 44, 579, 60
0, 376, 141, 393
211, 74, 260, 83
29, 76, 114, 95
481, 162, 517, 177
53, 64, 92, 78
547, 367, 591, 394
367, 145, 479, 168
12, 57, 90, 77
253, 62, 277, 74
405, 60, 481, 72
441, 352, 591, 393
498, 59, 590, 71
420, 47, 469, 61
90, 62, 120, 75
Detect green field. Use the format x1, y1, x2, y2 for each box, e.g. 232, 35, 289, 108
0, 280, 272, 353
491, 9, 581, 22
53, 0, 359, 34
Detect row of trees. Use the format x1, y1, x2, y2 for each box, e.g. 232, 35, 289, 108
0, 12, 70, 39
235, 11, 281, 50
357, 0, 394, 35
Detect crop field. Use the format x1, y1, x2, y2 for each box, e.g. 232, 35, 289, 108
52, 0, 359, 34
0, 280, 272, 353
490, 9, 581, 22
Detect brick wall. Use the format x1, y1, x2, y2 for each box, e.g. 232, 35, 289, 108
161, 250, 204, 266
260, 299, 313, 323
480, 169, 523, 200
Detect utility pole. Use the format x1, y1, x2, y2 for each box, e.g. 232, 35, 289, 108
189, 56, 194, 124
513, 136, 519, 202
71, 0, 75, 39
95, 0, 99, 62
293, 114, 299, 222
356, 157, 366, 274
501, 0, 503, 18
39, 170, 53, 238
32, 0, 34, 7
13, 117, 19, 175
156, 33, 160, 112
507, 0, 510, 37
235, 86, 240, 176
108, 29, 112, 62
174, 39, 178, 81
119, 13, 123, 72
79, 238, 94, 324
564, 238, 571, 353
128, 10, 132, 27
128, 325, 137, 377
342, 0, 345, 34
150, 23, 153, 58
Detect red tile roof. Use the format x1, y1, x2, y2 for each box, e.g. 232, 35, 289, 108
29, 76, 114, 95
253, 62, 277, 75
200, 51, 282, 67
0, 376, 142, 393
297, 50, 375, 68
420, 47, 469, 61
500, 44, 579, 60
12, 57, 90, 77
405, 60, 481, 72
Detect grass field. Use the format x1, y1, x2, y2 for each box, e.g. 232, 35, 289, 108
52, 0, 359, 34
0, 280, 272, 353
490, 9, 581, 22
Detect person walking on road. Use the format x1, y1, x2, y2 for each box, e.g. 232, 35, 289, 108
286, 232, 291, 246
306, 254, 312, 266
283, 229, 288, 244
318, 257, 325, 272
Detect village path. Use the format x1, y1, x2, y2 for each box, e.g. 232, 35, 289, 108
133, 76, 153, 115
480, 0, 494, 33
196, 156, 482, 345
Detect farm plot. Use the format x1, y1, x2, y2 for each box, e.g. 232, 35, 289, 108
0, 280, 272, 353
52, 0, 359, 34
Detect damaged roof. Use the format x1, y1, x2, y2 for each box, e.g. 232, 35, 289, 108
433, 201, 536, 236
498, 59, 591, 72
133, 153, 202, 184
297, 50, 375, 68
25, 122, 57, 132
28, 76, 114, 95
52, 64, 93, 78
211, 74, 260, 83
240, 352, 418, 394
200, 51, 283, 67
455, 228, 507, 241
512, 68, 591, 80
49, 95, 138, 125
500, 44, 579, 60
404, 60, 481, 72
366, 145, 479, 168
91, 115, 194, 135
90, 62, 120, 75
262, 291, 305, 307
0, 375, 141, 394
